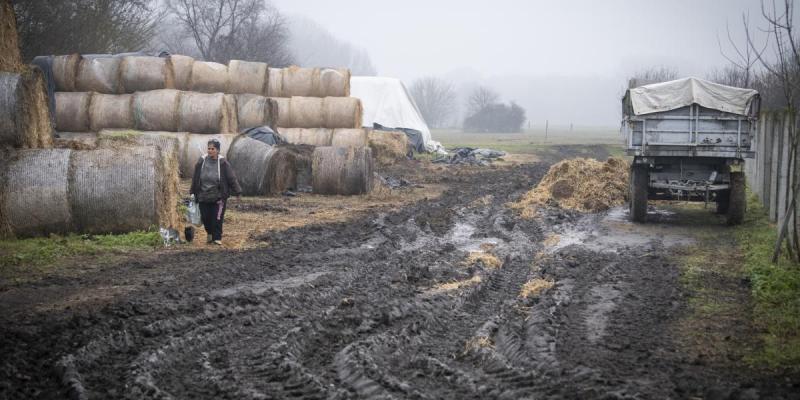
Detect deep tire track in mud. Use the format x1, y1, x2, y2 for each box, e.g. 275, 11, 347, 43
2, 162, 798, 399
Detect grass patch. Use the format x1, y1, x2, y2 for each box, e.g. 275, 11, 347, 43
0, 231, 161, 283
735, 194, 800, 369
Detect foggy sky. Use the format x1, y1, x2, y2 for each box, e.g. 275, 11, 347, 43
272, 0, 782, 127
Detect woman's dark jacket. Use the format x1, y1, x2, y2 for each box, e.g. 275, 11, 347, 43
190, 156, 242, 201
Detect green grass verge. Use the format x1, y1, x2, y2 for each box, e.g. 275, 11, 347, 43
736, 194, 800, 369
0, 231, 161, 271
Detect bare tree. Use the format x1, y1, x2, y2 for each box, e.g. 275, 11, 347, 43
13, 0, 160, 61
165, 0, 292, 65
409, 77, 457, 129
466, 86, 500, 116
718, 14, 768, 88
627, 66, 679, 88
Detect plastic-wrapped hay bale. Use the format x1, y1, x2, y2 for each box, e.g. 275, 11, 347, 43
178, 92, 237, 134
278, 128, 332, 146
0, 0, 22, 72
75, 56, 121, 93
170, 54, 194, 91
119, 56, 175, 92
279, 66, 320, 97
320, 68, 350, 97
0, 149, 73, 238
133, 89, 181, 131
227, 135, 297, 196
55, 92, 92, 132
368, 130, 409, 166
0, 70, 53, 148
312, 146, 373, 195
228, 60, 268, 95
69, 146, 175, 234
330, 129, 367, 147
89, 93, 134, 132
236, 94, 277, 130
54, 132, 98, 150
190, 61, 229, 93
52, 54, 81, 91
184, 133, 237, 176
96, 130, 182, 229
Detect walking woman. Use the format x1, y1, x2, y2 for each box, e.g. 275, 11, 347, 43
190, 138, 242, 245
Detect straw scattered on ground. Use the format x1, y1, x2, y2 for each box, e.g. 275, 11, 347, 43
512, 157, 629, 216
463, 250, 502, 269
519, 278, 555, 299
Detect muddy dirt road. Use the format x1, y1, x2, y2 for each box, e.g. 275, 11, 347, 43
1, 156, 798, 399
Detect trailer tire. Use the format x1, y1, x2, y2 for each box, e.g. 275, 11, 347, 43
716, 190, 730, 214
630, 164, 648, 223
727, 172, 745, 225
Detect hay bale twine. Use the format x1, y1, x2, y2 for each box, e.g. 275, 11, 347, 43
323, 97, 362, 129
89, 93, 134, 132
190, 61, 229, 93
177, 92, 236, 134
280, 66, 320, 97
368, 130, 409, 166
0, 149, 73, 238
330, 129, 367, 147
54, 132, 98, 150
312, 146, 374, 195
0, 0, 22, 73
69, 146, 171, 234
278, 128, 332, 146
236, 94, 277, 130
184, 133, 237, 176
170, 54, 194, 91
75, 57, 122, 94
133, 89, 181, 131
0, 69, 53, 148
119, 56, 175, 92
55, 92, 92, 132
229, 60, 268, 95
52, 54, 81, 91
228, 135, 297, 196
320, 68, 350, 97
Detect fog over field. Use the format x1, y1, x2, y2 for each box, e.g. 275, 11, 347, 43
273, 0, 781, 127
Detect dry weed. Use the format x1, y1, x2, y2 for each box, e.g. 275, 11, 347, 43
519, 278, 555, 299
464, 251, 502, 269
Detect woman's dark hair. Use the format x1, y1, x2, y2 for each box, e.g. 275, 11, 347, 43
208, 138, 221, 150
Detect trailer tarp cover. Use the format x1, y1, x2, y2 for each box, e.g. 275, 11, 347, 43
626, 77, 759, 116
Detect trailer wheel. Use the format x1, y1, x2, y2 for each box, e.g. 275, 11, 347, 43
630, 164, 648, 223
716, 190, 730, 214
727, 172, 746, 225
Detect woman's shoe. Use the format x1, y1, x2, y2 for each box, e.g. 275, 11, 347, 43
213, 240, 223, 245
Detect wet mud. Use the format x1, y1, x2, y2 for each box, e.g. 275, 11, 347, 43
1, 160, 798, 399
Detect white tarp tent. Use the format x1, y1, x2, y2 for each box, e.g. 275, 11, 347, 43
627, 77, 759, 116
350, 76, 444, 153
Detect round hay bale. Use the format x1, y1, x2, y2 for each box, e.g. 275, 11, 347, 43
223, 94, 238, 133
236, 94, 277, 130
75, 57, 122, 94
119, 56, 175, 92
55, 92, 92, 132
323, 97, 362, 129
54, 132, 98, 150
170, 54, 194, 91
281, 66, 320, 97
184, 133, 237, 176
228, 135, 297, 196
89, 93, 134, 132
0, 149, 73, 238
312, 146, 374, 195
277, 143, 314, 192
272, 97, 290, 127
0, 0, 22, 73
52, 54, 81, 91
267, 67, 283, 97
320, 68, 350, 97
133, 89, 181, 132
97, 130, 192, 178
178, 92, 236, 134
278, 128, 332, 146
229, 60, 268, 95
288, 96, 324, 128
0, 69, 53, 148
330, 129, 367, 148
190, 61, 229, 93
368, 130, 409, 166
69, 146, 170, 234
